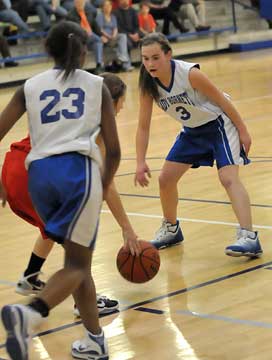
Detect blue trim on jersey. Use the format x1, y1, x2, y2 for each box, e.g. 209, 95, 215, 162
217, 116, 235, 165
155, 60, 176, 92
66, 157, 92, 240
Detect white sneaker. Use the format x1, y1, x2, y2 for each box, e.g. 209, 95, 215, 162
225, 228, 263, 258
71, 329, 108, 359
1, 304, 43, 360
151, 219, 184, 249
73, 294, 119, 317
16, 272, 45, 296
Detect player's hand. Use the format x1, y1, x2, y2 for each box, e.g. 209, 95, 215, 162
122, 229, 141, 256
0, 181, 7, 207
239, 128, 252, 155
134, 162, 151, 187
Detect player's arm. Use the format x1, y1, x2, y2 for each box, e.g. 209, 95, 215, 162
104, 180, 141, 256
189, 67, 251, 155
135, 92, 153, 187
100, 83, 121, 190
0, 85, 26, 141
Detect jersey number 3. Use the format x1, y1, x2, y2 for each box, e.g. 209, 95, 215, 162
40, 88, 85, 124
175, 105, 191, 121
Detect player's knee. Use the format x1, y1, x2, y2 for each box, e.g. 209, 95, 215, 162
219, 174, 235, 189
159, 173, 175, 189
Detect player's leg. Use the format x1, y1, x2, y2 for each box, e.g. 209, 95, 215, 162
151, 160, 190, 249
214, 114, 262, 258
16, 235, 54, 295
218, 165, 262, 257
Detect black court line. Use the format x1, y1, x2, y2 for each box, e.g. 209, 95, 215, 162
118, 193, 272, 209
1, 260, 271, 349
121, 156, 272, 161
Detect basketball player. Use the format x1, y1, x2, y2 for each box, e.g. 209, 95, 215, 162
0, 21, 120, 360
134, 32, 263, 258
0, 73, 140, 318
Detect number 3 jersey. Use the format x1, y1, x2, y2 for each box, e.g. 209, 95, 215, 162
24, 68, 103, 168
155, 59, 228, 128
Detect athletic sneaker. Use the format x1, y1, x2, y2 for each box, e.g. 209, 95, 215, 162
71, 329, 108, 360
225, 228, 263, 258
73, 294, 119, 317
151, 219, 184, 249
16, 272, 45, 296
1, 304, 43, 360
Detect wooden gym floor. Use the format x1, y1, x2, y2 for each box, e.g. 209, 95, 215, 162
0, 48, 271, 359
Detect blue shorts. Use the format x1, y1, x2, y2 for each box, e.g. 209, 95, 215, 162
166, 114, 250, 169
28, 152, 102, 248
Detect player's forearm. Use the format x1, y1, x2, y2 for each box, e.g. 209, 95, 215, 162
136, 126, 150, 165
105, 181, 133, 232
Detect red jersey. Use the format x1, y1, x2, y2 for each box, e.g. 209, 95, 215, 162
138, 13, 156, 33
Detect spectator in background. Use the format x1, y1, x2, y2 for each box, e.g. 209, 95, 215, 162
29, 0, 68, 31
97, 0, 133, 71
67, 0, 104, 73
111, 0, 132, 10
0, 34, 18, 67
170, 0, 210, 32
138, 1, 156, 35
147, 0, 189, 35
0, 0, 30, 32
114, 0, 140, 50
62, 0, 97, 15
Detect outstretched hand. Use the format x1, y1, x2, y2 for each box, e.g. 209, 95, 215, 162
134, 162, 151, 187
239, 128, 252, 155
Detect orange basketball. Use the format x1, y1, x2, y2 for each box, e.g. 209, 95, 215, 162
116, 240, 160, 283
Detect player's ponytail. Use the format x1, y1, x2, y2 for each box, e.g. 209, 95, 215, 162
45, 21, 88, 80
139, 33, 172, 101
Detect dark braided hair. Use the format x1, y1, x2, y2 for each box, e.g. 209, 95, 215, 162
139, 32, 172, 101
45, 21, 88, 80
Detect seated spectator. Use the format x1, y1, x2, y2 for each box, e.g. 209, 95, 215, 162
111, 0, 131, 10
146, 0, 189, 35
114, 0, 140, 50
0, 0, 30, 32
96, 0, 133, 71
170, 0, 210, 32
62, 0, 97, 15
0, 34, 18, 66
138, 1, 156, 35
67, 0, 104, 73
28, 0, 67, 31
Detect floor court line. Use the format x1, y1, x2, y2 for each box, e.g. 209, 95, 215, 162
101, 210, 272, 229
135, 307, 272, 330
118, 192, 272, 209
1, 260, 271, 349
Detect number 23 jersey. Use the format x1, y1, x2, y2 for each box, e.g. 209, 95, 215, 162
24, 68, 103, 168
155, 59, 227, 128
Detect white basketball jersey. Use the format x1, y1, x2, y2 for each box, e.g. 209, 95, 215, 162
24, 68, 103, 168
155, 60, 227, 128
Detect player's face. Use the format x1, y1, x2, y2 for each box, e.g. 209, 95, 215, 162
141, 44, 171, 78
115, 94, 126, 115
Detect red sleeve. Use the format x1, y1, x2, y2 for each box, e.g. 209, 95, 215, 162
149, 14, 156, 31
138, 14, 144, 28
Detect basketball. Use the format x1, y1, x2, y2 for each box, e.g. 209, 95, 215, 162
116, 240, 160, 283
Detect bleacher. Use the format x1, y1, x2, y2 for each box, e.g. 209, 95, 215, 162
0, 0, 272, 86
